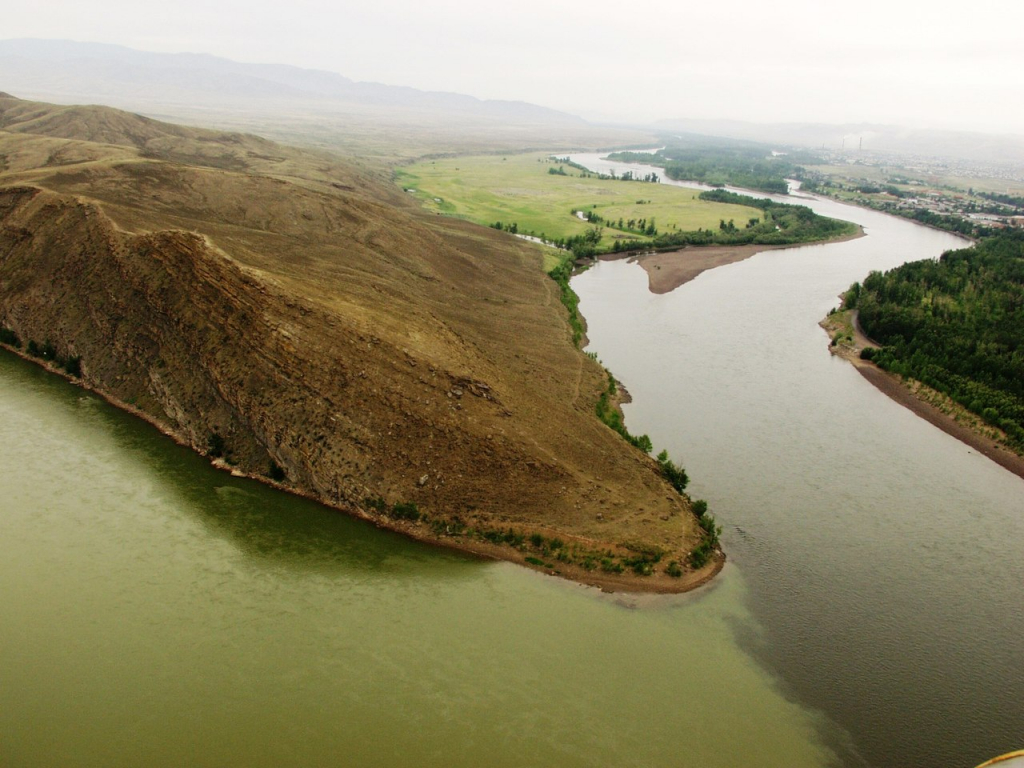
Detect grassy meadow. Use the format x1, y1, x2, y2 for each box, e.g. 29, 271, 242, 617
395, 153, 762, 267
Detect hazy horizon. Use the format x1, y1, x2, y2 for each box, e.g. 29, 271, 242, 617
4, 0, 1024, 137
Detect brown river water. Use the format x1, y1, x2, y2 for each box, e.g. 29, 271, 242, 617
0, 154, 1020, 768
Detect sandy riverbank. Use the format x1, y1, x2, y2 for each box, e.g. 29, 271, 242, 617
604, 229, 865, 294
821, 311, 1024, 483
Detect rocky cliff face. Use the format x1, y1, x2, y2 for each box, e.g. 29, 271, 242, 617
0, 95, 716, 590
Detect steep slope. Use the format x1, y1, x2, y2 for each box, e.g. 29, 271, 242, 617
0, 95, 719, 591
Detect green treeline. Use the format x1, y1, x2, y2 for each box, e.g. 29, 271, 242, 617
608, 145, 803, 195
977, 191, 1024, 210
551, 156, 659, 183
595, 371, 653, 453
579, 208, 658, 236
539, 191, 855, 260
799, 177, 1003, 239
898, 208, 980, 238
648, 190, 857, 248
546, 260, 584, 346
550, 156, 592, 173
851, 231, 1024, 450
590, 367, 717, 569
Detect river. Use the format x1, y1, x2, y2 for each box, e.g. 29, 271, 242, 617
568, 152, 1024, 768
0, 157, 1020, 768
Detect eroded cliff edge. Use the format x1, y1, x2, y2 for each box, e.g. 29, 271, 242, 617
0, 94, 721, 591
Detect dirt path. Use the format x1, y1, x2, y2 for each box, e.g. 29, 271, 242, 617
848, 310, 879, 350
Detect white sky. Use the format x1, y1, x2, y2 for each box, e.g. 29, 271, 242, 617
7, 0, 1024, 135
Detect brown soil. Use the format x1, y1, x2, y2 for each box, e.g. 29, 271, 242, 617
617, 228, 865, 294
821, 311, 1024, 482
0, 94, 722, 593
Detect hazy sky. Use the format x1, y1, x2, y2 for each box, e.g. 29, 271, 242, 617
7, 0, 1024, 134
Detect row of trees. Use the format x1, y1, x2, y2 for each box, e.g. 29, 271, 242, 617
647, 190, 856, 248
851, 231, 1024, 450
608, 145, 798, 195
978, 191, 1024, 211
576, 209, 658, 236
493, 190, 853, 260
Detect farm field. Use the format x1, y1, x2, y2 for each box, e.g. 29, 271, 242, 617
396, 152, 762, 264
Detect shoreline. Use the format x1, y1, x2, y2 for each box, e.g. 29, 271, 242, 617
598, 228, 865, 294
0, 342, 723, 595
820, 311, 1024, 483
809, 189, 978, 246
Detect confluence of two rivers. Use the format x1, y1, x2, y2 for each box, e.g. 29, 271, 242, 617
0, 153, 1020, 768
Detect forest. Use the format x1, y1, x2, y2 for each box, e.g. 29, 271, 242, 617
850, 231, 1024, 450
647, 190, 857, 249
607, 140, 810, 195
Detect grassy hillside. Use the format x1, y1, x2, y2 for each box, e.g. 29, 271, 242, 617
0, 94, 718, 590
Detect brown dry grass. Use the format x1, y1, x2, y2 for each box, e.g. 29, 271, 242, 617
0, 94, 718, 591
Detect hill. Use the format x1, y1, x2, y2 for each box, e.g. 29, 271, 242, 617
0, 94, 718, 591
0, 40, 652, 160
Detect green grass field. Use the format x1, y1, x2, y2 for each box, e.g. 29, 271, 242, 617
395, 153, 762, 265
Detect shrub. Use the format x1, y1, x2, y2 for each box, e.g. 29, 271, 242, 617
207, 432, 226, 458
63, 356, 82, 378
689, 541, 714, 569
503, 529, 525, 547
621, 544, 663, 576
430, 517, 465, 536
364, 496, 388, 513
628, 559, 654, 576
391, 502, 420, 521
689, 514, 722, 568
600, 557, 624, 574
691, 499, 708, 517
656, 450, 689, 492
0, 327, 21, 348
268, 462, 286, 482
631, 433, 653, 453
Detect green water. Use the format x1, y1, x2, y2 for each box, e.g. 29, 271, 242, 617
0, 352, 843, 767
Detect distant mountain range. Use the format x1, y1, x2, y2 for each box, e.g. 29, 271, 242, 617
0, 38, 583, 124
2, 38, 1021, 168
654, 117, 1024, 166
